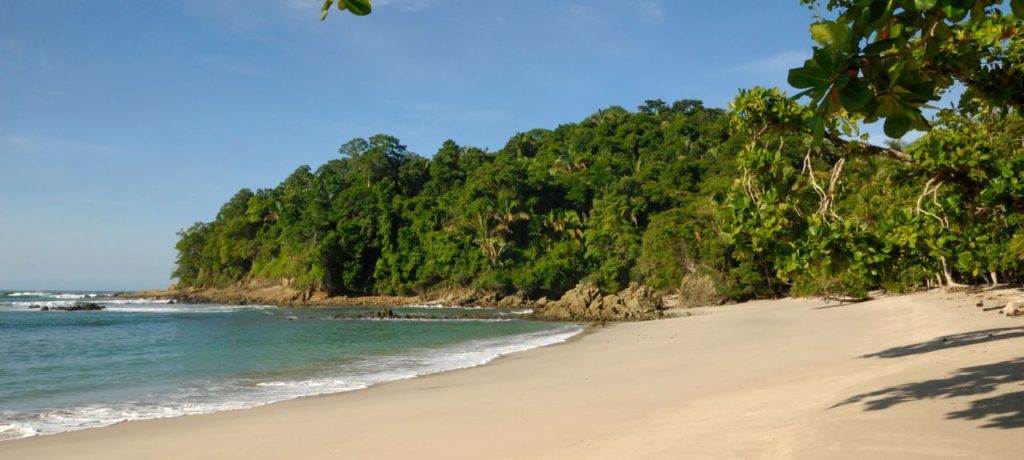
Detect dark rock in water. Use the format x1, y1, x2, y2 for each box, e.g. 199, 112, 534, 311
168, 299, 176, 304
42, 303, 106, 312
27, 304, 42, 309
365, 309, 406, 319
335, 309, 406, 320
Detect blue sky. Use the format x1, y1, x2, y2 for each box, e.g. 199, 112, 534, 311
1, 0, 826, 290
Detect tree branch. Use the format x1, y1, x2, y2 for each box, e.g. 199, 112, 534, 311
825, 133, 915, 163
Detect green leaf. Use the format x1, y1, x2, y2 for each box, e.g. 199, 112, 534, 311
810, 21, 849, 46
788, 62, 830, 89
914, 0, 938, 10
862, 38, 896, 56
341, 0, 372, 16
811, 114, 825, 146
320, 0, 334, 21
1012, 0, 1024, 18
839, 80, 873, 110
876, 94, 903, 118
883, 116, 911, 138
941, 4, 968, 21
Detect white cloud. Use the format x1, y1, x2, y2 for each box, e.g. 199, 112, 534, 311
563, 3, 599, 23
1, 135, 136, 159
736, 50, 809, 76
637, 0, 665, 23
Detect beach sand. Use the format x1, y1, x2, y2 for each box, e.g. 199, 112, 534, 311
3, 289, 1024, 459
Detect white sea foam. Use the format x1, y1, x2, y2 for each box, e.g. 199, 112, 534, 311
50, 293, 103, 300
354, 317, 513, 322
5, 299, 168, 308
103, 303, 277, 313
400, 303, 485, 310
0, 324, 582, 441
504, 309, 534, 315
6, 292, 51, 297
1, 299, 278, 314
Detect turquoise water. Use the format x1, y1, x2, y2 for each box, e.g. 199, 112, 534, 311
0, 291, 579, 440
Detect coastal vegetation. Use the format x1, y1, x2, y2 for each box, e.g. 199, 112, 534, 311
174, 0, 1024, 303
174, 101, 749, 300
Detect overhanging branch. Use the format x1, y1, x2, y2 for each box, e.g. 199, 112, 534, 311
825, 133, 915, 163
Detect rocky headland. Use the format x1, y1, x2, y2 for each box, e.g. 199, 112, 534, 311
122, 280, 679, 322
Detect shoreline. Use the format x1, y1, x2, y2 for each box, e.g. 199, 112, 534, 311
0, 313, 587, 442
4, 289, 1024, 458
122, 286, 423, 308
121, 281, 673, 321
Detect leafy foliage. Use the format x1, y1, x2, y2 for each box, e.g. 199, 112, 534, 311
173, 101, 762, 298
320, 0, 371, 21
792, 0, 1023, 138
194, 0, 1024, 302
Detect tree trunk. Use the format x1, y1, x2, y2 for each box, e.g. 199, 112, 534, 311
941, 257, 965, 287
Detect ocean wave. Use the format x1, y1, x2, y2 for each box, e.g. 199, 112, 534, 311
256, 379, 369, 390
351, 317, 514, 323
50, 293, 105, 300
5, 299, 171, 308
103, 303, 277, 313
4, 292, 110, 299
0, 300, 278, 314
5, 292, 51, 297
503, 309, 533, 315
0, 324, 581, 441
400, 303, 485, 310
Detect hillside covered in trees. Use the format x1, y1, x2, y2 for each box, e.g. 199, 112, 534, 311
174, 1, 1024, 304
173, 100, 755, 300
173, 95, 1024, 303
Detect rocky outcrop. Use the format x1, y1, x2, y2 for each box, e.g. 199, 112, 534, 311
678, 273, 725, 307
123, 283, 419, 308
336, 309, 507, 321
1003, 301, 1024, 317
123, 281, 671, 323
533, 282, 663, 321
496, 291, 531, 308
424, 286, 502, 307
34, 303, 106, 312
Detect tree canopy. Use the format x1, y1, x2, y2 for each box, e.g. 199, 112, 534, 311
174, 102, 759, 300
790, 0, 1023, 139
179, 1, 1024, 301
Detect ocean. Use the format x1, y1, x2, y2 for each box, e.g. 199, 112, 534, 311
0, 291, 580, 441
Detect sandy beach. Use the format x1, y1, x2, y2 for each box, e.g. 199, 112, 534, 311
4, 289, 1024, 459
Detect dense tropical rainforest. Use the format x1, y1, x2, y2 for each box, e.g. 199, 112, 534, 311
175, 0, 1024, 303
174, 100, 755, 300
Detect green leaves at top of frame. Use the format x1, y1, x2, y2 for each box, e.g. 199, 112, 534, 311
321, 0, 372, 21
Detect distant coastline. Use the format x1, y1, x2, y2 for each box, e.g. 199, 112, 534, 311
122, 279, 677, 322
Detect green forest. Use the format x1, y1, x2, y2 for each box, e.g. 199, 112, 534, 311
175, 0, 1024, 303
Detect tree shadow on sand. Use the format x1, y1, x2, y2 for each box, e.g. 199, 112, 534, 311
860, 327, 1024, 359
831, 357, 1024, 429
